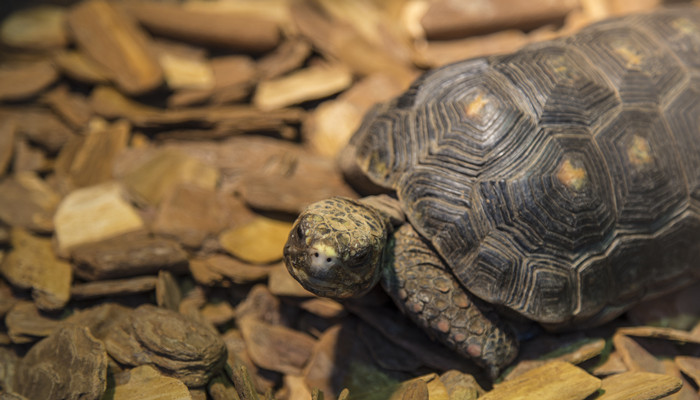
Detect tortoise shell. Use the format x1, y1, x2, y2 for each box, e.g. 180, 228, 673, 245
346, 7, 700, 325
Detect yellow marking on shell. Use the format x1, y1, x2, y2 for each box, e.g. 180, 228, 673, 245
556, 158, 588, 191
672, 18, 697, 35
550, 55, 579, 80
465, 93, 489, 119
627, 134, 653, 168
613, 44, 643, 69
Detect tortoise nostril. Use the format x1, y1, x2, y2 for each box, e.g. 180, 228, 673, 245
314, 252, 319, 257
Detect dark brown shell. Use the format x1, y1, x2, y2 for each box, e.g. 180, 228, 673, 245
347, 7, 700, 325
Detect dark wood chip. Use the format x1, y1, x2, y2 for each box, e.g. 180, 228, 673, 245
14, 325, 108, 400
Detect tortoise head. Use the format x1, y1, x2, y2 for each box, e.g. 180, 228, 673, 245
284, 197, 389, 299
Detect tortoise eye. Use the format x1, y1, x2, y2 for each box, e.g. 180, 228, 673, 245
296, 225, 304, 238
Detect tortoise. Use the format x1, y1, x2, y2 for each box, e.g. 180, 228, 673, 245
284, 7, 700, 377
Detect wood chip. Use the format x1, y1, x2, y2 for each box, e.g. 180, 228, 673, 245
253, 64, 353, 111
238, 316, 316, 375
616, 326, 700, 345
203, 255, 272, 284
152, 185, 252, 248
0, 107, 74, 154
268, 263, 314, 297
14, 326, 108, 400
53, 50, 111, 84
257, 39, 313, 80
71, 234, 188, 281
5, 301, 61, 344
0, 60, 59, 101
413, 30, 528, 68
613, 333, 665, 374
1, 228, 72, 311
154, 40, 214, 91
480, 361, 600, 400
219, 217, 292, 264
53, 181, 146, 255
0, 118, 15, 177
0, 172, 59, 233
675, 356, 700, 387
104, 304, 227, 387
0, 5, 68, 50
122, 148, 219, 206
420, 0, 579, 39
71, 276, 158, 299
67, 0, 163, 94
237, 150, 356, 215
156, 270, 182, 311
439, 370, 483, 400
90, 85, 304, 132
54, 118, 130, 190
597, 371, 682, 400
41, 85, 94, 130
112, 365, 191, 400
592, 351, 628, 377
120, 1, 280, 53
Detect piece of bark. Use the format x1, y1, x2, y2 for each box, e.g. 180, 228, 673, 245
0, 279, 18, 318
202, 255, 272, 284
1, 228, 72, 311
112, 365, 191, 400
388, 379, 429, 400
0, 346, 20, 394
0, 5, 68, 50
675, 356, 700, 388
480, 361, 600, 400
298, 298, 346, 319
14, 325, 108, 400
152, 184, 252, 248
67, 0, 163, 94
71, 276, 158, 299
0, 118, 15, 176
40, 85, 93, 130
413, 30, 528, 68
235, 284, 286, 325
0, 60, 59, 102
268, 263, 315, 297
153, 39, 214, 91
257, 39, 313, 80
53, 181, 146, 255
200, 302, 236, 327
0, 107, 74, 154
420, 0, 579, 40
219, 217, 292, 264
12, 140, 50, 174
122, 148, 219, 206
613, 333, 665, 374
238, 316, 316, 376
119, 1, 280, 53
5, 301, 62, 344
156, 270, 182, 311
55, 118, 130, 190
53, 50, 111, 84
237, 149, 356, 215
71, 234, 187, 281
104, 304, 227, 387
616, 326, 700, 345
90, 85, 304, 131
439, 370, 483, 400
506, 338, 607, 380
208, 374, 239, 400
0, 172, 59, 233
253, 63, 353, 111
290, 1, 416, 87
188, 259, 227, 287
592, 351, 628, 377
596, 371, 682, 400
304, 73, 405, 158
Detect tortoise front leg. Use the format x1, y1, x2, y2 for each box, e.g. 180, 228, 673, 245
382, 224, 518, 378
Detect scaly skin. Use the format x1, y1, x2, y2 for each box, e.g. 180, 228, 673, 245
382, 224, 518, 378
284, 197, 518, 376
